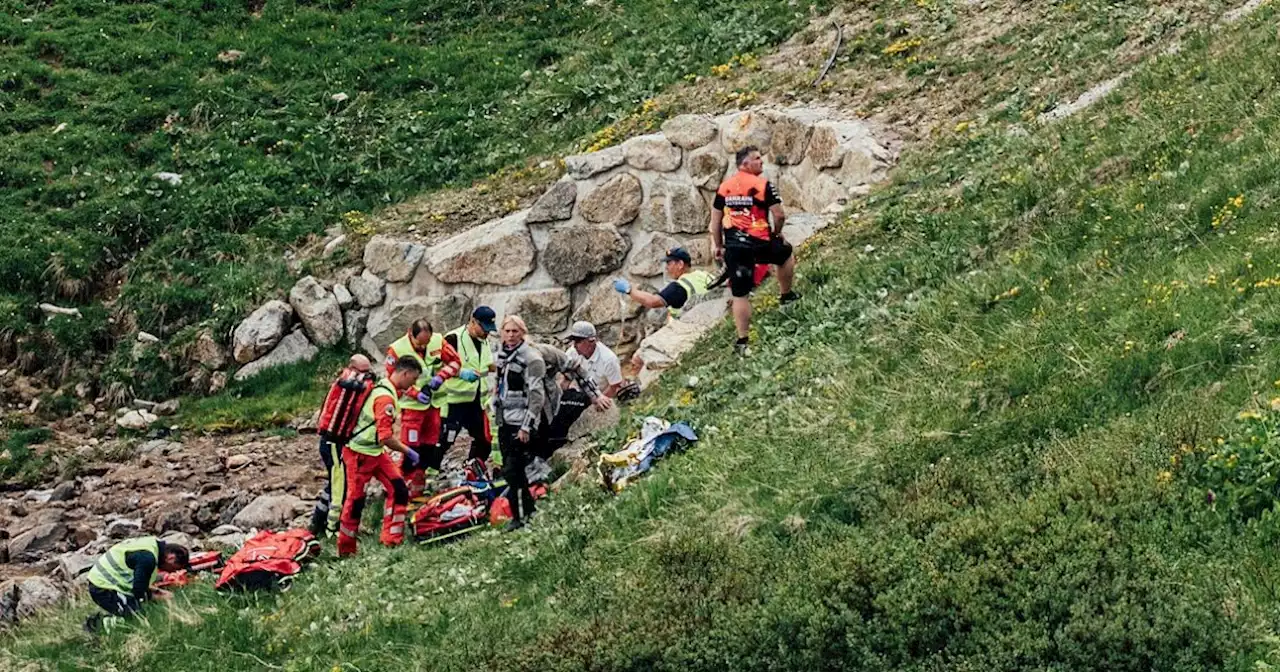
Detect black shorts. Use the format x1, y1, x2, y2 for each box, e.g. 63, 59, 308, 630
724, 231, 792, 298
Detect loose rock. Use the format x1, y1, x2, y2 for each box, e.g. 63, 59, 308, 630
232, 300, 294, 364
48, 482, 75, 503
234, 331, 318, 381
189, 331, 228, 370
104, 518, 141, 539
333, 283, 355, 310
116, 409, 157, 431
232, 494, 304, 531
8, 523, 67, 558
288, 276, 344, 347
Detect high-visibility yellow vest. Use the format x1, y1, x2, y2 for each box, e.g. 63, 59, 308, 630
347, 381, 399, 456
438, 326, 492, 411
669, 270, 713, 319
389, 333, 445, 411
87, 536, 159, 594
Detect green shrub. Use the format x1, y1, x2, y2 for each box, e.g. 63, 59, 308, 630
1178, 403, 1280, 524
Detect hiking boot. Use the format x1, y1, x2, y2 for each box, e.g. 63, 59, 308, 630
503, 518, 526, 533
83, 614, 103, 634
780, 291, 802, 305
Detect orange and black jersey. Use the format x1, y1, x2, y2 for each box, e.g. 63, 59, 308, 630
714, 173, 782, 241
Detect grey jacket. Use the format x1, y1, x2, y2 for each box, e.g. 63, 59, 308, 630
493, 342, 599, 431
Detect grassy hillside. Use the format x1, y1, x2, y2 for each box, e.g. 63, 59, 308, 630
6, 2, 1280, 670
0, 0, 824, 399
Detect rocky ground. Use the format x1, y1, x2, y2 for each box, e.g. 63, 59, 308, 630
0, 427, 321, 613
0, 394, 607, 626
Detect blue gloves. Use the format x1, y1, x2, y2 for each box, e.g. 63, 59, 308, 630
403, 448, 420, 469
428, 375, 445, 390
416, 390, 432, 405
613, 278, 631, 294
459, 369, 480, 383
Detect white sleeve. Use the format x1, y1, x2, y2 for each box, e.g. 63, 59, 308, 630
604, 352, 624, 385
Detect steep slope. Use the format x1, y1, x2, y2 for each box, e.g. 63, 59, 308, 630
7, 2, 1280, 670
0, 0, 824, 400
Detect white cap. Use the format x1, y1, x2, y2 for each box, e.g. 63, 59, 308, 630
568, 321, 597, 340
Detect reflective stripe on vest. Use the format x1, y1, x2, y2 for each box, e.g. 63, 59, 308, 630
390, 333, 444, 411
669, 270, 713, 319
347, 381, 399, 456
87, 537, 159, 594
439, 326, 492, 409
717, 171, 772, 240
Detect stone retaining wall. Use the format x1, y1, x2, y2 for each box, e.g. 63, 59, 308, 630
227, 107, 897, 379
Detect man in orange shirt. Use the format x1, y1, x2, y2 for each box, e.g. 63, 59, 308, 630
336, 357, 423, 557
710, 145, 801, 354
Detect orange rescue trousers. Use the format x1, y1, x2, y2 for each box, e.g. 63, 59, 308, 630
399, 407, 442, 500
336, 447, 409, 556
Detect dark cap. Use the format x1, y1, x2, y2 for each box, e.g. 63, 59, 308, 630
663, 247, 692, 265
472, 306, 497, 334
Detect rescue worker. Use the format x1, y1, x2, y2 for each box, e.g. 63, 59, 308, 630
439, 306, 498, 464
337, 357, 423, 557
494, 315, 610, 530
310, 354, 375, 537
612, 246, 713, 321
710, 145, 802, 354
84, 536, 189, 632
385, 319, 460, 499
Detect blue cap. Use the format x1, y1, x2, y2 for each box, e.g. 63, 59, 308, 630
472, 306, 497, 334
663, 247, 692, 265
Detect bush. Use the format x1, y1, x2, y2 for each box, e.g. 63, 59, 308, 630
1178, 403, 1280, 524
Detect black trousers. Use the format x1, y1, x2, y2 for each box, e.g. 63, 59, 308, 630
498, 423, 549, 521
442, 399, 494, 462
89, 585, 142, 617
546, 389, 592, 452
309, 435, 342, 536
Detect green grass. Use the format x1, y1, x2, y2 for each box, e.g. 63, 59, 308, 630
176, 349, 348, 432
0, 0, 825, 389
12, 3, 1280, 671
0, 425, 53, 485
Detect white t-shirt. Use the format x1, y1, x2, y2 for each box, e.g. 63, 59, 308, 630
566, 342, 623, 392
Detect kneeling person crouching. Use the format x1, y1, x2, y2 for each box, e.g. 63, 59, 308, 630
85, 536, 189, 632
